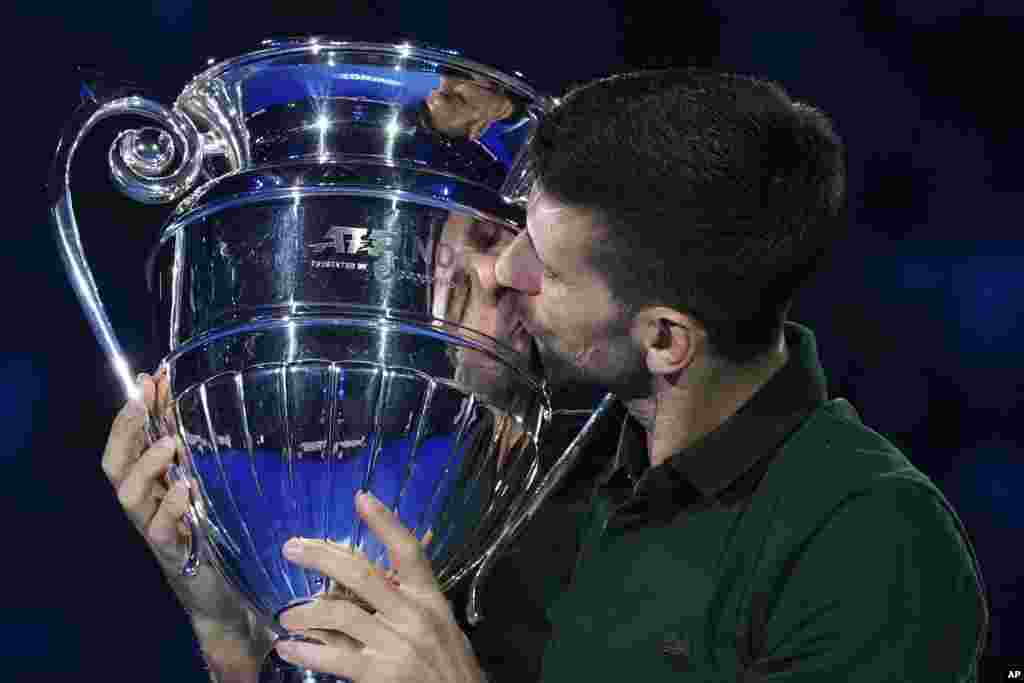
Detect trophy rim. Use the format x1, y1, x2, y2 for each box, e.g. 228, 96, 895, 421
186, 37, 554, 111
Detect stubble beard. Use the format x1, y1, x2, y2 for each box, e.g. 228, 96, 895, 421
533, 326, 650, 401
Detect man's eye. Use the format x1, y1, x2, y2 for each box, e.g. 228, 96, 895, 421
469, 222, 501, 250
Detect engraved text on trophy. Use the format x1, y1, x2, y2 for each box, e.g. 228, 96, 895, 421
305, 210, 456, 286
308, 225, 373, 272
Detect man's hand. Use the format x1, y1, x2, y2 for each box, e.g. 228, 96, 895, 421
275, 492, 486, 683
102, 370, 270, 680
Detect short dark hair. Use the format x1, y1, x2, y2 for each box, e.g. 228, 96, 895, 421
528, 69, 846, 363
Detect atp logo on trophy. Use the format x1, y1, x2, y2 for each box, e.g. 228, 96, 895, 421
307, 225, 378, 274
308, 225, 372, 256
306, 212, 412, 279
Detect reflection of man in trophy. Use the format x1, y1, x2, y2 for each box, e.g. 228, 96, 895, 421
99, 67, 986, 683
430, 211, 536, 485
425, 77, 517, 141
431, 212, 536, 407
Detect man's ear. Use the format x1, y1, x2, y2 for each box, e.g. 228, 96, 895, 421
635, 307, 702, 377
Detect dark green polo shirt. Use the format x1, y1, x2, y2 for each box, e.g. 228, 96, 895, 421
539, 322, 989, 681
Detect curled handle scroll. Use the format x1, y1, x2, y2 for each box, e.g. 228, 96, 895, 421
49, 83, 206, 577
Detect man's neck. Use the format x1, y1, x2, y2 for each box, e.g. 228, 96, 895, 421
624, 335, 789, 468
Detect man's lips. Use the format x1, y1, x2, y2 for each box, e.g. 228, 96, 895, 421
505, 319, 533, 355
508, 319, 546, 376
493, 295, 539, 361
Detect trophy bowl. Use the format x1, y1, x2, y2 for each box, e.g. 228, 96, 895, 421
51, 38, 615, 680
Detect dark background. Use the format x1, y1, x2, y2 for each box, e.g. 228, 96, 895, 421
5, 1, 1022, 679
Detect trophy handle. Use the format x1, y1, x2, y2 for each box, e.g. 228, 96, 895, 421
49, 82, 205, 404
465, 392, 621, 626
49, 83, 206, 573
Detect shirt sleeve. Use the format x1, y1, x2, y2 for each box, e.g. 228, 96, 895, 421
742, 478, 988, 682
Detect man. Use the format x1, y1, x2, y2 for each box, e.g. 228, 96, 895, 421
425, 76, 517, 142
431, 211, 537, 415
105, 68, 988, 681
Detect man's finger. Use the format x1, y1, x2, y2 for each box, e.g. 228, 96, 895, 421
275, 638, 366, 682
279, 598, 400, 652
116, 435, 178, 526
102, 374, 156, 486
290, 628, 361, 650
355, 491, 436, 589
282, 539, 410, 619
146, 478, 191, 550
154, 366, 178, 434
102, 401, 145, 486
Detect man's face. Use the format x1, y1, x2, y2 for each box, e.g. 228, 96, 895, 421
426, 77, 512, 140
432, 213, 536, 403
495, 190, 650, 399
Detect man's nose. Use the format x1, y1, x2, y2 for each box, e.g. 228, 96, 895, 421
469, 247, 502, 300
494, 231, 541, 295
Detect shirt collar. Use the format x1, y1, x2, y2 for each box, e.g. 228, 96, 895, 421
603, 321, 829, 512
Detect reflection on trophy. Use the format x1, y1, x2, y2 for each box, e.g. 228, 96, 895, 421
50, 39, 615, 682
425, 77, 518, 141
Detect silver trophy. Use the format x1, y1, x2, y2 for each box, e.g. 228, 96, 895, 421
50, 39, 615, 680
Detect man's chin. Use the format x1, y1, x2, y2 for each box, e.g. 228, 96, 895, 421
536, 343, 602, 393
535, 340, 649, 404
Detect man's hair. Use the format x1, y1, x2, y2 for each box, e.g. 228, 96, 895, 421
528, 69, 846, 363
